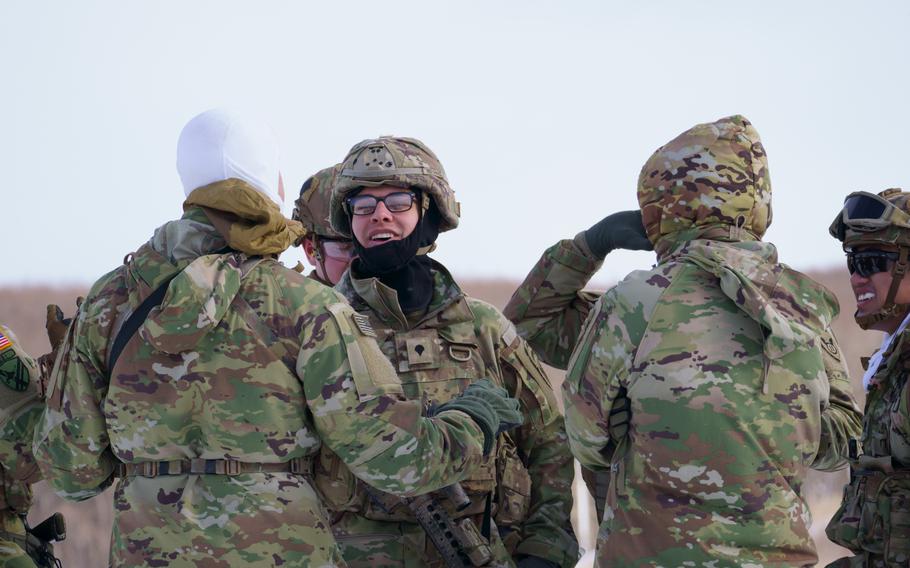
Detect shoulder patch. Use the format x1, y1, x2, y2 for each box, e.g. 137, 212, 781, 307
0, 344, 30, 392
352, 312, 377, 337
820, 335, 840, 359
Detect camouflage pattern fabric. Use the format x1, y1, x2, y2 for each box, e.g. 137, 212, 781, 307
503, 232, 603, 370
293, 164, 346, 239
0, 325, 44, 567
638, 114, 771, 256
327, 260, 577, 567
33, 205, 494, 567
826, 316, 910, 566
560, 115, 862, 566
563, 239, 862, 566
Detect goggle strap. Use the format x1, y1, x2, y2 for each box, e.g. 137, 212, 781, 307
882, 246, 910, 311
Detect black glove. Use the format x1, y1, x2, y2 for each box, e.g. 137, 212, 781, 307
583, 210, 653, 259
433, 379, 523, 455
608, 386, 631, 443
516, 556, 560, 568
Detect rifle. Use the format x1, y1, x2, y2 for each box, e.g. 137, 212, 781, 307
364, 482, 492, 568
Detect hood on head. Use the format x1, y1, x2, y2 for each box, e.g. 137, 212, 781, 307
177, 108, 284, 210
637, 115, 771, 254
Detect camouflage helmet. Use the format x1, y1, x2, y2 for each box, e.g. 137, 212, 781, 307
292, 164, 346, 239
637, 115, 771, 251
330, 136, 460, 237
829, 188, 910, 329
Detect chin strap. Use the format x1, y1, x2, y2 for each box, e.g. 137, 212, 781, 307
855, 246, 910, 329
309, 235, 332, 283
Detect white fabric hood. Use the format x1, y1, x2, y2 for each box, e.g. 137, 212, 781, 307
176, 108, 284, 209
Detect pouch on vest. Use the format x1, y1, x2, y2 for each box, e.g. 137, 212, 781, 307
494, 435, 531, 527
881, 472, 910, 563
312, 446, 359, 512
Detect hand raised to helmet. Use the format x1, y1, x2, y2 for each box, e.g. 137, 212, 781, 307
584, 210, 653, 259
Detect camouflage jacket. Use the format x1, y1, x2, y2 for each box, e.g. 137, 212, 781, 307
563, 238, 863, 567
331, 260, 578, 567
503, 233, 602, 370
33, 209, 492, 567
827, 325, 910, 565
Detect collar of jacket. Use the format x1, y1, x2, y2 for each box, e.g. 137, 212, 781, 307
125, 207, 221, 309
665, 238, 836, 361
654, 223, 760, 259
183, 178, 305, 256
338, 259, 472, 331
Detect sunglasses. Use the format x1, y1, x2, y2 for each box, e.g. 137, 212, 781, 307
346, 191, 416, 216
846, 250, 899, 278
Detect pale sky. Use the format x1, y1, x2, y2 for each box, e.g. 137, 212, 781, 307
3, 1, 908, 286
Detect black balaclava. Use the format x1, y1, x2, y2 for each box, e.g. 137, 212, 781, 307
351, 190, 441, 314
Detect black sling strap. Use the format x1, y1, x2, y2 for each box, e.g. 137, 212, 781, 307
107, 274, 178, 374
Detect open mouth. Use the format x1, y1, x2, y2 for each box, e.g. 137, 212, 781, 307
856, 291, 875, 309
369, 231, 397, 244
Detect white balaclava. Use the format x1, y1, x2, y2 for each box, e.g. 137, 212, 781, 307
176, 108, 284, 209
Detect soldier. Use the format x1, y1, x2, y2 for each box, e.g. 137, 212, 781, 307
32, 109, 523, 567
1, 313, 69, 568
292, 164, 355, 286
560, 115, 862, 566
826, 188, 910, 567
322, 136, 577, 568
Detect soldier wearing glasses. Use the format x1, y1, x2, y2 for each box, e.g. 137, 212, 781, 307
318, 136, 577, 568
292, 164, 356, 286
827, 188, 910, 567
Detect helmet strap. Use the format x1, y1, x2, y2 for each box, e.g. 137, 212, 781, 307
309, 235, 331, 284
855, 246, 910, 329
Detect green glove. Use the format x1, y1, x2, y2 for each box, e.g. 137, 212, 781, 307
434, 379, 524, 455
584, 210, 653, 259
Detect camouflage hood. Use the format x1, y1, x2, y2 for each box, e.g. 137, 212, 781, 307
666, 239, 837, 364
125, 208, 252, 355
638, 115, 772, 258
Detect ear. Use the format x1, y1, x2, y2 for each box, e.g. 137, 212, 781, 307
302, 237, 317, 263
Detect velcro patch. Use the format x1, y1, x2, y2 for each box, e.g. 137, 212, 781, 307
0, 348, 30, 392
352, 313, 376, 337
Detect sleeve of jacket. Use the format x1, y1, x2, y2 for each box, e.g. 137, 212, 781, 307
299, 302, 488, 498
33, 301, 117, 501
562, 292, 635, 472
503, 234, 604, 370
497, 317, 578, 567
811, 327, 863, 471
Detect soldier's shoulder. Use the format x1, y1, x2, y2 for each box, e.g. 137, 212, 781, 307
248, 259, 347, 311
777, 264, 841, 320
606, 265, 677, 312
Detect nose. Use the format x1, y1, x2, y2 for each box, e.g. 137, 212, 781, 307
370, 201, 394, 223
850, 271, 869, 287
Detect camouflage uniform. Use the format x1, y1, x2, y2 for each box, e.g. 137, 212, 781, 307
561, 115, 863, 566
0, 325, 44, 567
322, 137, 577, 567
33, 187, 499, 567
827, 188, 910, 567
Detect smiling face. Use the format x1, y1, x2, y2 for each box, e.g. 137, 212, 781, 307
849, 245, 910, 333
350, 185, 420, 248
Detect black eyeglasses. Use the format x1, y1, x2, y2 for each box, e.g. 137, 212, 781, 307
346, 191, 416, 216
846, 250, 899, 278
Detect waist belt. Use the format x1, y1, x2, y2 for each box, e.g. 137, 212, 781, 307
115, 456, 314, 478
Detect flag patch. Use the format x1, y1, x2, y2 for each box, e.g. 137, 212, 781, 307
0, 332, 11, 352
